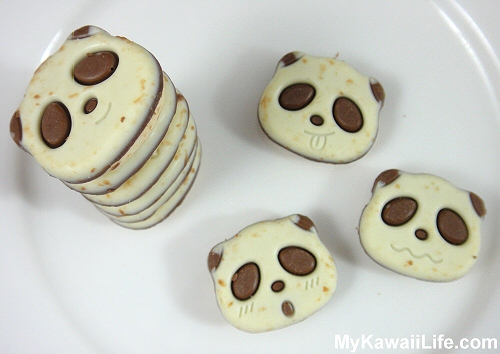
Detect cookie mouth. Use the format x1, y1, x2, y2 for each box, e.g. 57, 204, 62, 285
390, 244, 443, 264
304, 130, 335, 151
94, 102, 112, 124
282, 300, 295, 317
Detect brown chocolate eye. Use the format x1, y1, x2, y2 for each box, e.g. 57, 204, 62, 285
279, 83, 315, 111
74, 51, 119, 85
382, 197, 418, 226
278, 246, 316, 276
231, 262, 260, 301
333, 97, 363, 132
41, 102, 71, 148
437, 209, 468, 245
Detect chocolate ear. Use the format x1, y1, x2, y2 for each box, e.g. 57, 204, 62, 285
69, 25, 103, 40
208, 249, 223, 272
469, 192, 486, 217
293, 214, 315, 232
369, 78, 385, 106
10, 110, 22, 146
372, 169, 400, 193
10, 110, 29, 153
278, 51, 305, 68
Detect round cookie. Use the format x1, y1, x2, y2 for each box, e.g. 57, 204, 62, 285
208, 214, 337, 333
258, 51, 385, 163
359, 169, 486, 282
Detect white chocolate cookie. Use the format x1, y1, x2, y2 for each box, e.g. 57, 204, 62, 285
359, 169, 486, 282
11, 26, 170, 183
208, 214, 337, 333
258, 51, 385, 163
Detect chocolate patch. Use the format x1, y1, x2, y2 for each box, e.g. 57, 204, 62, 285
41, 102, 71, 148
382, 197, 418, 226
84, 98, 98, 114
294, 214, 315, 232
280, 52, 301, 67
74, 51, 119, 85
281, 301, 294, 317
278, 246, 316, 276
271, 280, 285, 293
469, 192, 486, 217
333, 97, 363, 133
373, 169, 400, 192
279, 83, 315, 111
231, 262, 260, 301
437, 209, 468, 245
208, 250, 223, 272
10, 110, 23, 146
370, 81, 385, 104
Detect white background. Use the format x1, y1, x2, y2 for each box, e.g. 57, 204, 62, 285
1, 1, 499, 353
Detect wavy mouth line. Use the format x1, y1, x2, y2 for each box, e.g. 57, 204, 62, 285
390, 244, 443, 264
95, 102, 112, 124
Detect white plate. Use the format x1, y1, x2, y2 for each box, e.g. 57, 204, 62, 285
1, 1, 499, 353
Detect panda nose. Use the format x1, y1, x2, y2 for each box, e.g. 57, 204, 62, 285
271, 280, 285, 292
310, 115, 324, 126
84, 98, 98, 114
415, 229, 428, 240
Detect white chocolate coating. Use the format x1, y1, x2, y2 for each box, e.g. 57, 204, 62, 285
359, 170, 485, 282
104, 137, 198, 223
96, 115, 197, 217
16, 26, 167, 183
111, 142, 201, 230
208, 214, 337, 333
258, 52, 384, 163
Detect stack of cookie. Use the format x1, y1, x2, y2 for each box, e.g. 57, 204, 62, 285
9, 26, 201, 229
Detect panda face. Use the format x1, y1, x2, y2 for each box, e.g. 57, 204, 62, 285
359, 169, 486, 282
10, 26, 166, 183
208, 214, 337, 333
258, 51, 384, 163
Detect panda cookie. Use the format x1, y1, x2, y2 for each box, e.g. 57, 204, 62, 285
258, 51, 385, 163
9, 26, 201, 229
208, 214, 337, 333
359, 169, 486, 282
